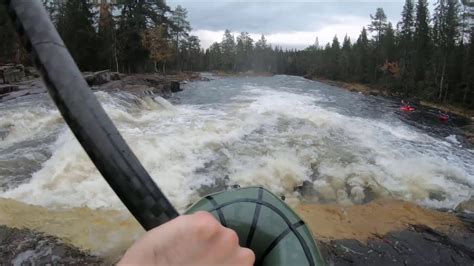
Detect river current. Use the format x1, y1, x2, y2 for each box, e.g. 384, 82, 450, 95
1, 75, 473, 211
1, 74, 473, 259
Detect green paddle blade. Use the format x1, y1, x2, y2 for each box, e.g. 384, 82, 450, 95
185, 187, 325, 266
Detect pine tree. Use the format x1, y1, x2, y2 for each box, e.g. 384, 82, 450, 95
399, 0, 415, 41
221, 30, 236, 71
341, 35, 352, 79
254, 35, 271, 72
98, 3, 118, 71
0, 5, 18, 64
382, 23, 396, 61
117, 1, 149, 73
368, 8, 390, 81
414, 0, 432, 84
433, 0, 462, 101
116, 0, 172, 73
235, 32, 254, 71
368, 8, 389, 43
398, 0, 415, 93
180, 35, 201, 71
465, 27, 474, 105
327, 35, 341, 79
170, 5, 191, 70
354, 28, 371, 82
208, 42, 223, 70
56, 0, 98, 71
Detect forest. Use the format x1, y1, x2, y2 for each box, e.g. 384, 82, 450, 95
0, 0, 473, 108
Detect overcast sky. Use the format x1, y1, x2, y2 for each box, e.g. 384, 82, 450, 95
167, 0, 437, 49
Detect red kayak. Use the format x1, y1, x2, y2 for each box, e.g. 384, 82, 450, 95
400, 106, 415, 112
438, 114, 450, 122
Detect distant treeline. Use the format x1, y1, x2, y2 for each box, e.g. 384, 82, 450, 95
0, 0, 473, 108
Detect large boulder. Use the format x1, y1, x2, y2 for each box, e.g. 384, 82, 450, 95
170, 80, 181, 92
0, 65, 25, 84
84, 70, 114, 86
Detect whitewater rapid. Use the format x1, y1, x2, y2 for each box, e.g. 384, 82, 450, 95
0, 75, 473, 212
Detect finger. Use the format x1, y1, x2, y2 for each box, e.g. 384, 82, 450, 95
240, 248, 256, 266
226, 247, 256, 266
188, 211, 222, 240
202, 227, 240, 262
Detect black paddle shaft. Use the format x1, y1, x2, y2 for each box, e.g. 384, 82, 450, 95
4, 0, 179, 230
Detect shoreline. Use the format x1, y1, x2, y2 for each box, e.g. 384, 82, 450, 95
0, 70, 206, 103
1, 197, 472, 264
306, 76, 474, 120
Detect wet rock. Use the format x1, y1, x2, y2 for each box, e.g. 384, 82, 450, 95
24, 67, 40, 78
0, 86, 48, 102
84, 70, 114, 86
461, 124, 474, 145
99, 74, 180, 98
456, 197, 474, 213
0, 84, 19, 95
428, 191, 447, 202
0, 90, 29, 102
295, 181, 318, 200
110, 72, 121, 81
368, 90, 379, 96
0, 226, 103, 265
310, 162, 320, 180
0, 65, 25, 84
319, 224, 474, 266
170, 81, 181, 92
0, 126, 11, 140
123, 84, 152, 92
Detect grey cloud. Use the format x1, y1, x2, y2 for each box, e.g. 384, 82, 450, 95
167, 0, 412, 34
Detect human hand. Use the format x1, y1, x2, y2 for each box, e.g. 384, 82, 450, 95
118, 211, 255, 266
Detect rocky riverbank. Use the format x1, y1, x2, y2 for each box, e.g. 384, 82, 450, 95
0, 67, 206, 103
305, 76, 474, 118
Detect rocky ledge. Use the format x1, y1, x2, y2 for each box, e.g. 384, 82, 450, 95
319, 222, 474, 265
0, 226, 103, 265
0, 66, 207, 103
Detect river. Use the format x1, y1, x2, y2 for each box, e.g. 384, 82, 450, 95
0, 74, 473, 260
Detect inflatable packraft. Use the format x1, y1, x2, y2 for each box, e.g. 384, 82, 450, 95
186, 187, 325, 266
400, 106, 416, 112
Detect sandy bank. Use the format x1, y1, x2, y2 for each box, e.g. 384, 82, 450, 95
296, 199, 465, 242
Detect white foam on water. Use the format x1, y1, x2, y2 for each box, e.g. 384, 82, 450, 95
445, 134, 460, 144
1, 84, 473, 211
0, 104, 62, 147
